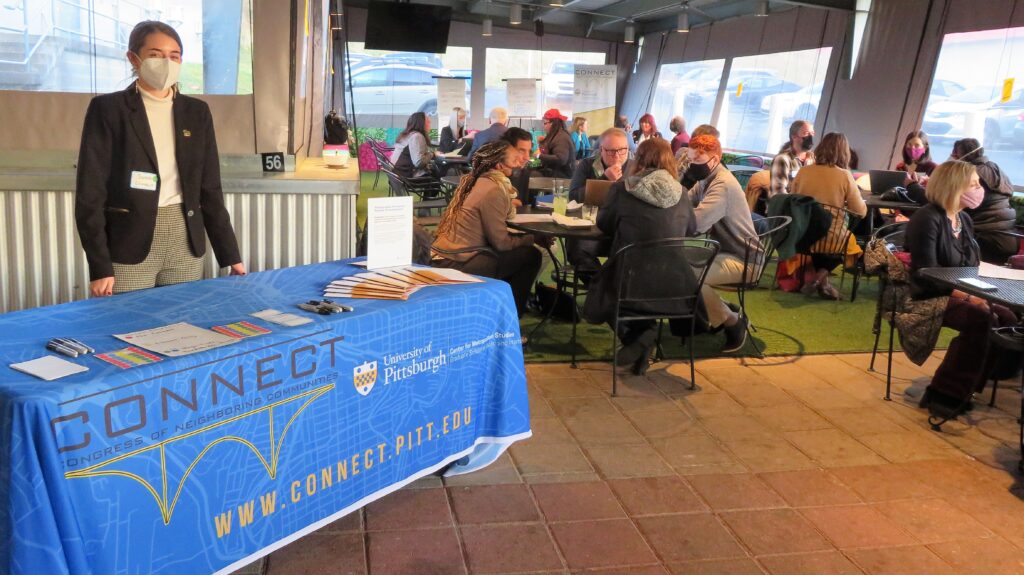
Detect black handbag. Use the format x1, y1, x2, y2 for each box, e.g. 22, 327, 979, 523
324, 111, 349, 145
879, 186, 917, 204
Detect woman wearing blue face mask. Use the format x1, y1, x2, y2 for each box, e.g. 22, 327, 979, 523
75, 20, 245, 297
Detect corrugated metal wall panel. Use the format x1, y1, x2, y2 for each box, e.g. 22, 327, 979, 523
1, 190, 356, 314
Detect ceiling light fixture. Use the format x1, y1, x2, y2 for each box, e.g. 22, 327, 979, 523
482, 18, 493, 36
756, 0, 769, 16
676, 10, 689, 32
509, 3, 522, 25
548, 0, 564, 6
624, 20, 635, 43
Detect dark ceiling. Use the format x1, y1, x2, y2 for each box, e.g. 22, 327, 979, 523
342, 0, 857, 43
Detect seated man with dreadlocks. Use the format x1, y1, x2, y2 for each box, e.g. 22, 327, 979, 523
432, 140, 553, 318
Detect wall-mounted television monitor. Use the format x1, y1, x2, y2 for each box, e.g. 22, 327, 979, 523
365, 1, 452, 54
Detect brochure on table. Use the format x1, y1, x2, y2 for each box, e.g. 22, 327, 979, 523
367, 196, 414, 270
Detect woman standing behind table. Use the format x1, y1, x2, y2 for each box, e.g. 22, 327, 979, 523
905, 160, 1017, 416
536, 108, 575, 178
390, 112, 433, 178
790, 132, 867, 300
570, 117, 592, 161
438, 107, 467, 154
76, 21, 244, 297
432, 141, 552, 317
950, 138, 1018, 263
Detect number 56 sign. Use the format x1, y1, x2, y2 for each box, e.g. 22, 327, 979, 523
261, 152, 285, 173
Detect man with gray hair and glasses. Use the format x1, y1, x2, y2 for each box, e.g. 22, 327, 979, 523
566, 127, 632, 278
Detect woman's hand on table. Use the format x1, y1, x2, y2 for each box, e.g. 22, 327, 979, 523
230, 263, 247, 276
90, 277, 115, 297
951, 289, 989, 309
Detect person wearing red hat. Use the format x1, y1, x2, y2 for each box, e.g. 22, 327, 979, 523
536, 108, 575, 178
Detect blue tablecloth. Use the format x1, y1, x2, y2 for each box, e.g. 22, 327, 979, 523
0, 259, 530, 574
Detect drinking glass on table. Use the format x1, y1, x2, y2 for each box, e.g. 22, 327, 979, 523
553, 181, 568, 216
581, 204, 598, 223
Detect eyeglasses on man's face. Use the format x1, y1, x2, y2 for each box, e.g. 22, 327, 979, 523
602, 147, 629, 156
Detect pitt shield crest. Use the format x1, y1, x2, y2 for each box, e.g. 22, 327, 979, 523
354, 361, 378, 396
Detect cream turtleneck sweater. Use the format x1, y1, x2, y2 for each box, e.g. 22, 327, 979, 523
139, 86, 183, 207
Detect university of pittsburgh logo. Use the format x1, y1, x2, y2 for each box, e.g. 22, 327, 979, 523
354, 361, 378, 396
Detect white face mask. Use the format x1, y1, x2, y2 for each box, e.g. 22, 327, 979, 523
137, 56, 180, 92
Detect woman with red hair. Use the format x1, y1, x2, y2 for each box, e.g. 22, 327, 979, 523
632, 113, 663, 144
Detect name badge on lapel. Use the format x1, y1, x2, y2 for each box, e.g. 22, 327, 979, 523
130, 171, 158, 191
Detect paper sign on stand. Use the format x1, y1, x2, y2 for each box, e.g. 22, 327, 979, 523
507, 78, 539, 118
437, 78, 468, 119
367, 196, 414, 270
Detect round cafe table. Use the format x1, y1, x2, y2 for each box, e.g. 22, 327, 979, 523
507, 206, 607, 366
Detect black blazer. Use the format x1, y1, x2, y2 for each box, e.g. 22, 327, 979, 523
905, 203, 980, 299
438, 126, 464, 153
75, 84, 241, 280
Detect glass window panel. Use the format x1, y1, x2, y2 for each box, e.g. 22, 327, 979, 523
351, 68, 390, 87
0, 0, 253, 95
345, 42, 472, 141
650, 60, 727, 134
483, 48, 605, 119
722, 47, 832, 154
922, 26, 1024, 184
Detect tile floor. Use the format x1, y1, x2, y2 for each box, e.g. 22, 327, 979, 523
233, 353, 1024, 575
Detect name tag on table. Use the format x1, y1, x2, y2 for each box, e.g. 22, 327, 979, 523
130, 171, 158, 191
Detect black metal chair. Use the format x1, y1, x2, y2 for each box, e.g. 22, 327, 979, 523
730, 166, 759, 192
980, 325, 1024, 407
929, 327, 1024, 439
367, 138, 393, 190
714, 216, 792, 357
862, 223, 910, 401
801, 203, 864, 301
866, 222, 908, 382
381, 167, 449, 216
982, 229, 1024, 411
608, 238, 720, 396
731, 155, 765, 169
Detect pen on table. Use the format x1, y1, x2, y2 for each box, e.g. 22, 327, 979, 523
46, 341, 80, 358
68, 338, 94, 354
55, 338, 89, 355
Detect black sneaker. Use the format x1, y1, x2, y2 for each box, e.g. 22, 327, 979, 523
721, 316, 749, 353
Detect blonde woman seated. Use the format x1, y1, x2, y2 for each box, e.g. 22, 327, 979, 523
790, 132, 867, 300
432, 140, 552, 317
906, 161, 1017, 416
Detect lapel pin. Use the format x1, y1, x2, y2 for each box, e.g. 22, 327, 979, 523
182, 129, 191, 137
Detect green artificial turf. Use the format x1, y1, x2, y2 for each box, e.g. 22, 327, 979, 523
355, 171, 951, 362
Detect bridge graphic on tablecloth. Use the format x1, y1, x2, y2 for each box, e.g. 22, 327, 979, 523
64, 383, 335, 525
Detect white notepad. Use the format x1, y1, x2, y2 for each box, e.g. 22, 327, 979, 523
10, 355, 89, 381
251, 309, 313, 326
